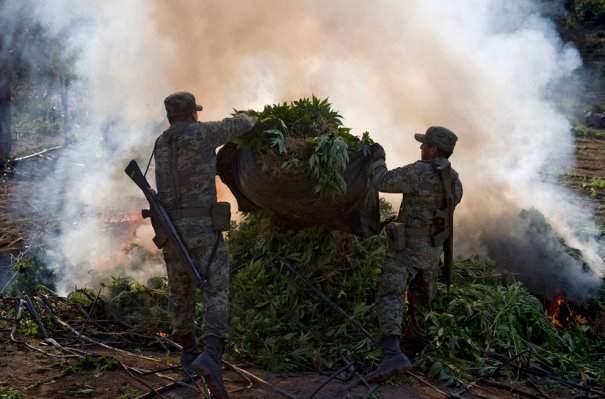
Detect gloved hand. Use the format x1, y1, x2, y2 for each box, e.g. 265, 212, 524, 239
370, 143, 386, 160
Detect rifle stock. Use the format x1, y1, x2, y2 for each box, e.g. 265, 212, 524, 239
124, 160, 207, 292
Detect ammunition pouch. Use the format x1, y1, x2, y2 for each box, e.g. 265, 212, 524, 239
384, 222, 406, 251
211, 202, 231, 232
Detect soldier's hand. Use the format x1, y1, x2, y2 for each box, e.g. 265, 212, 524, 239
246, 114, 259, 126
370, 143, 386, 160
235, 112, 258, 126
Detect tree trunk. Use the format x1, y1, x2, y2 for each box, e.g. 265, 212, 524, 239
61, 78, 69, 137
0, 32, 11, 166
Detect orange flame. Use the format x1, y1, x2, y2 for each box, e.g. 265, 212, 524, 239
156, 332, 168, 337
544, 294, 565, 328
102, 212, 143, 224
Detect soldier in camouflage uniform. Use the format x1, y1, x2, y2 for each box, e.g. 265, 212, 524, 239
366, 126, 463, 383
155, 92, 257, 399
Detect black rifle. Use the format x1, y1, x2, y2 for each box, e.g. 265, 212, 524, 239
433, 161, 454, 297
125, 160, 208, 296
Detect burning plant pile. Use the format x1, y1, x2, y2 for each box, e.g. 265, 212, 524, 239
226, 210, 605, 391
3, 99, 605, 397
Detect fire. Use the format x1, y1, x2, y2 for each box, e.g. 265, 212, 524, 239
543, 294, 590, 328
102, 212, 143, 224
156, 331, 168, 337
574, 313, 588, 325
544, 294, 565, 328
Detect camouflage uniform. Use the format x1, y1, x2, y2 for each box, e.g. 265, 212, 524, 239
372, 142, 462, 339
155, 113, 255, 340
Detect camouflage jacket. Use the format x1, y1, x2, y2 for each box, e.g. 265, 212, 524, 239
372, 158, 463, 228
154, 114, 255, 213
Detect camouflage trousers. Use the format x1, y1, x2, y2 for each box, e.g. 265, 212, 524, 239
376, 235, 442, 338
162, 217, 229, 340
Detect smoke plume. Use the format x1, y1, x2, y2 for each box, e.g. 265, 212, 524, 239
5, 0, 603, 298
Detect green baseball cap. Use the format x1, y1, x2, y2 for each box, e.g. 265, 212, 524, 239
414, 126, 458, 152
164, 91, 203, 118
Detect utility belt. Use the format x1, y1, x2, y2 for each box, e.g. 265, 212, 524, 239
384, 222, 437, 251
170, 202, 231, 232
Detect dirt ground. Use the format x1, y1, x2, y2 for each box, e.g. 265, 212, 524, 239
0, 334, 581, 399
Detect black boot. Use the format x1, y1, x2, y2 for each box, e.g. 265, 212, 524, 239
401, 335, 426, 358
365, 335, 412, 383
192, 335, 228, 399
179, 333, 200, 375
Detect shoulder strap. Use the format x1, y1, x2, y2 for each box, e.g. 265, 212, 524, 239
144, 136, 160, 177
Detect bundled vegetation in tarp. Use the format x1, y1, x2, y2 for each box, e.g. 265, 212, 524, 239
217, 96, 381, 237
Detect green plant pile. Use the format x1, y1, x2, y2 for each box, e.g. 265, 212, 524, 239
423, 257, 605, 387
234, 96, 374, 198
226, 211, 385, 371
226, 211, 605, 388
103, 275, 173, 336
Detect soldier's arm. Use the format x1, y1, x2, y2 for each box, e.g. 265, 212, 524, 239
196, 113, 258, 148
371, 162, 419, 194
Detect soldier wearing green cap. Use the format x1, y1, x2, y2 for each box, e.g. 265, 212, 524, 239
365, 126, 463, 383
155, 91, 257, 399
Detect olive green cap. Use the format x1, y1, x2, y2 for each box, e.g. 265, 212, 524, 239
414, 126, 458, 152
164, 91, 203, 118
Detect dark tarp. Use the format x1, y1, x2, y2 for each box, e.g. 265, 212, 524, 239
217, 142, 381, 237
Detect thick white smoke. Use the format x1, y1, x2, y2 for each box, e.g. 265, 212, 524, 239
8, 0, 603, 297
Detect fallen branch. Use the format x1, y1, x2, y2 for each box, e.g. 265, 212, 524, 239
406, 371, 453, 398
35, 296, 161, 362
482, 380, 542, 399
14, 145, 64, 161
120, 363, 168, 399
224, 361, 302, 399
10, 298, 79, 359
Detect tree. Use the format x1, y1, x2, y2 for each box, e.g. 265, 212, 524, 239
0, 2, 11, 167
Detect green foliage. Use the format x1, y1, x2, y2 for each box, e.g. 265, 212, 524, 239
420, 257, 605, 386
104, 275, 172, 334
18, 319, 40, 337
75, 355, 120, 373
232, 96, 374, 198
6, 255, 56, 297
571, 123, 596, 138
574, 0, 605, 25
227, 212, 384, 371
0, 387, 25, 399
227, 212, 605, 387
590, 103, 605, 113
115, 384, 143, 399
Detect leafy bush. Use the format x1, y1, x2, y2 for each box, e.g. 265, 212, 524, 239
227, 212, 384, 371
420, 257, 605, 386
574, 0, 605, 25
6, 255, 56, 296
103, 275, 173, 335
571, 123, 596, 138
0, 387, 25, 399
